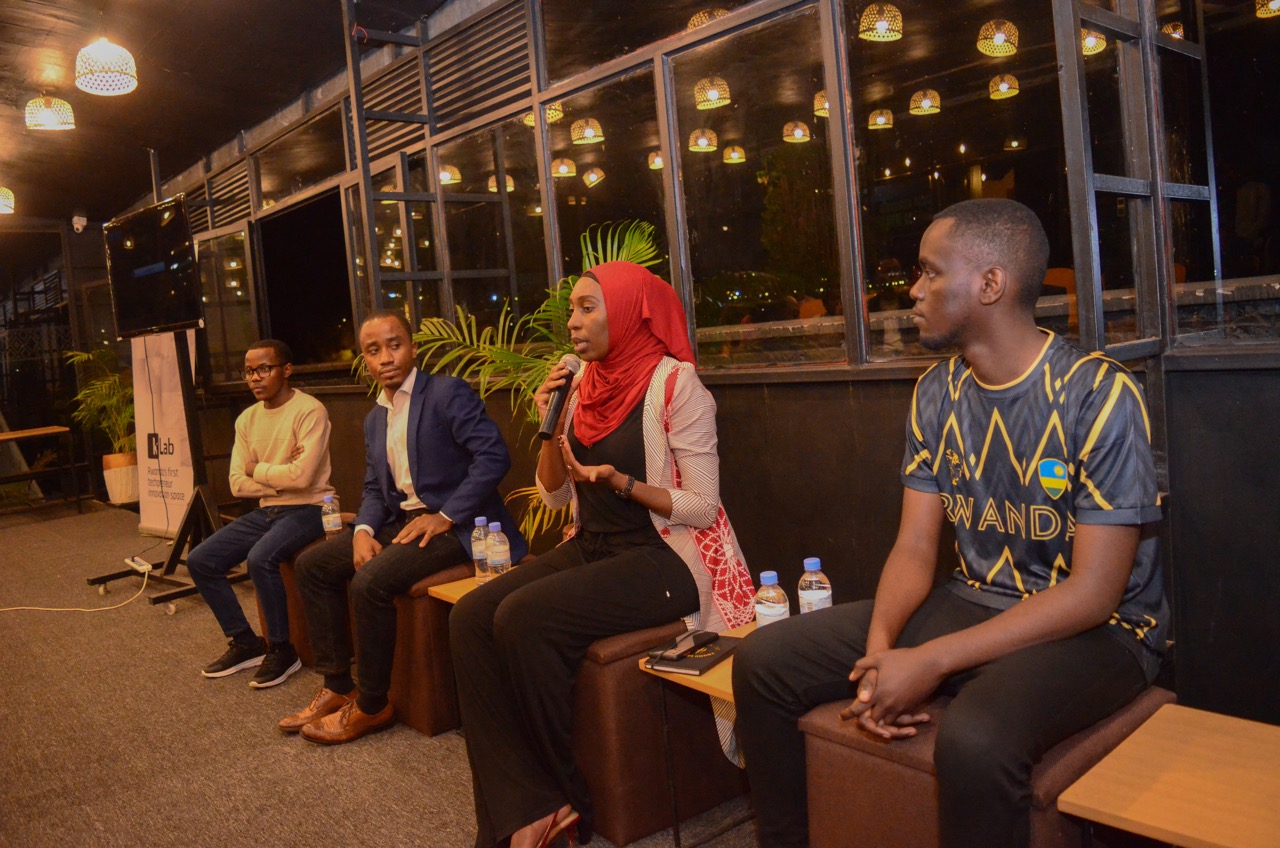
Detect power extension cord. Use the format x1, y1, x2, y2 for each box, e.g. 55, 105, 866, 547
124, 556, 153, 574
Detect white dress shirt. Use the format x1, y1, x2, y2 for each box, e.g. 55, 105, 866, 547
355, 368, 434, 538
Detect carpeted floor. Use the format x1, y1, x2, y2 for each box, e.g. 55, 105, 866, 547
0, 506, 757, 848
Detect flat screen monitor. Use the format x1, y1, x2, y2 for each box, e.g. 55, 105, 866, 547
105, 195, 203, 339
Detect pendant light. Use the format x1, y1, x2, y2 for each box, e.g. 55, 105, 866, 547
694, 77, 731, 110
648, 152, 664, 170
0, 187, 14, 214
813, 91, 830, 118
783, 121, 811, 143
909, 89, 941, 115
1081, 29, 1107, 55
723, 145, 746, 164
858, 4, 903, 42
977, 20, 1019, 57
551, 158, 577, 178
689, 129, 719, 152
25, 96, 76, 130
570, 118, 605, 144
868, 109, 893, 130
989, 74, 1020, 100
583, 167, 605, 188
75, 38, 138, 96
438, 165, 461, 185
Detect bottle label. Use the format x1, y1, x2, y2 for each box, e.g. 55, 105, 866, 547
471, 543, 486, 561
798, 589, 832, 614
321, 512, 342, 532
755, 601, 790, 627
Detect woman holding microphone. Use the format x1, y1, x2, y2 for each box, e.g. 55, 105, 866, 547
450, 261, 754, 848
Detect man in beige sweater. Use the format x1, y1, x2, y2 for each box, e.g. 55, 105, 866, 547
187, 339, 334, 689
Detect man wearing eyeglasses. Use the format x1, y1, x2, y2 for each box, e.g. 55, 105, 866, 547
186, 339, 334, 689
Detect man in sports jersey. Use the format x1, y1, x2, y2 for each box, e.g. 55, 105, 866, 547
733, 199, 1167, 848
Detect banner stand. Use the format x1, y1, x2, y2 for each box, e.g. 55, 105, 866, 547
86, 332, 241, 608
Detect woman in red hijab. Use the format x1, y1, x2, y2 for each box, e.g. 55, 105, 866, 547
451, 261, 754, 848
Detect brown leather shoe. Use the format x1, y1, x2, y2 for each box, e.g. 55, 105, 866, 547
300, 699, 395, 745
278, 687, 355, 733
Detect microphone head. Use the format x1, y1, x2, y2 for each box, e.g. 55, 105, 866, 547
559, 353, 583, 375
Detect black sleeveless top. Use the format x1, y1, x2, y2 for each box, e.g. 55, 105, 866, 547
568, 398, 654, 534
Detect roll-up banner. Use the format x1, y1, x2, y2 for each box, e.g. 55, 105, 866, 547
131, 331, 196, 538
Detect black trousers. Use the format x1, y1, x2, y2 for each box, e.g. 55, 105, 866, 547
295, 519, 467, 705
731, 586, 1150, 848
450, 529, 699, 848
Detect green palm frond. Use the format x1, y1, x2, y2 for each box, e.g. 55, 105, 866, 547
504, 485, 572, 542
65, 349, 136, 454
580, 220, 662, 273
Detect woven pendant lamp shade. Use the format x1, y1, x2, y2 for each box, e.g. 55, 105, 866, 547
583, 167, 605, 187
648, 152, 664, 170
858, 4, 903, 42
977, 20, 1019, 57
551, 158, 577, 178
989, 74, 1020, 100
687, 9, 730, 30
868, 109, 893, 129
1258, 0, 1280, 18
694, 77, 731, 109
438, 165, 461, 185
1081, 29, 1107, 55
1160, 22, 1185, 38
813, 91, 830, 118
723, 145, 746, 164
487, 175, 514, 193
783, 121, 811, 142
25, 96, 76, 130
909, 89, 940, 115
571, 118, 604, 144
689, 129, 719, 152
75, 38, 138, 96
522, 101, 564, 127
0, 187, 13, 214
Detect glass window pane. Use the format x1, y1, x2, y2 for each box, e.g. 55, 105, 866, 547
550, 69, 669, 280
438, 132, 507, 272
371, 168, 406, 274
196, 231, 256, 382
345, 184, 369, 303
498, 120, 550, 315
408, 202, 436, 272
1096, 191, 1145, 344
257, 108, 345, 209
674, 9, 842, 368
846, 0, 1077, 357
541, 0, 751, 85
1159, 49, 1209, 186
1083, 31, 1136, 178
415, 280, 443, 323
451, 276, 511, 331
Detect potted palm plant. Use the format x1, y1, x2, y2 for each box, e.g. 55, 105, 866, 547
411, 220, 663, 542
65, 348, 138, 504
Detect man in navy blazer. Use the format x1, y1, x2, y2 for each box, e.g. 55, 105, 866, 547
282, 309, 526, 745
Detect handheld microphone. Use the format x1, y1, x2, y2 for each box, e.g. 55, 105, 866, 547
537, 354, 582, 441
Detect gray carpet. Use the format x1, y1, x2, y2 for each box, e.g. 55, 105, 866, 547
0, 506, 757, 848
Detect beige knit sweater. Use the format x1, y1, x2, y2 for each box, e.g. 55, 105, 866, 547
228, 389, 335, 507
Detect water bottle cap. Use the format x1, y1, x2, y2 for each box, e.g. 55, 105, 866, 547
323, 495, 333, 502
760, 570, 778, 585
488, 522, 501, 532
474, 516, 488, 527
803, 557, 821, 571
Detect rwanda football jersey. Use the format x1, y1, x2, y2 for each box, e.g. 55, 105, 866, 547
901, 330, 1167, 678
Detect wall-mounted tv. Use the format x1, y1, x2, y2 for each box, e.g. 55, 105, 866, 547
105, 195, 203, 339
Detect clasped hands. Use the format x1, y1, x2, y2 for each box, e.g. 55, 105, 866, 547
840, 645, 942, 740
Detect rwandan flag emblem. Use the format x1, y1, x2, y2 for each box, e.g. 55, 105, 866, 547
1038, 459, 1068, 500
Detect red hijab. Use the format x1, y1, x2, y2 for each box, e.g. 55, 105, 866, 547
573, 261, 695, 447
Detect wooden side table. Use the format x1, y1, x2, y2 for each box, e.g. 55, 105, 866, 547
1058, 703, 1280, 848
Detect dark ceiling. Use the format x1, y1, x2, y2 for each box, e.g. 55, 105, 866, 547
0, 0, 443, 225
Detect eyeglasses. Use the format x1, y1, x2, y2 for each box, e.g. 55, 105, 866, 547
241, 364, 283, 381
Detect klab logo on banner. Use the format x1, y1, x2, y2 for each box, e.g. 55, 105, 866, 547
147, 433, 177, 459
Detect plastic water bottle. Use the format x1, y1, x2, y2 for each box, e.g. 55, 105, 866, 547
321, 495, 343, 539
486, 522, 511, 577
471, 516, 490, 584
797, 557, 833, 614
754, 571, 790, 628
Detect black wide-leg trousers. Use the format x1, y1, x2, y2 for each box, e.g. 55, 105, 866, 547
450, 530, 699, 848
732, 586, 1150, 848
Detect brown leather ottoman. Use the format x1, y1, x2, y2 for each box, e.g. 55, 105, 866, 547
388, 562, 471, 735
572, 622, 747, 846
798, 686, 1176, 848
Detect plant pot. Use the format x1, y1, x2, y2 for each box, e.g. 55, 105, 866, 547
102, 451, 139, 504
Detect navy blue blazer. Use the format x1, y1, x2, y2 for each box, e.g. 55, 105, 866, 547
355, 370, 528, 561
